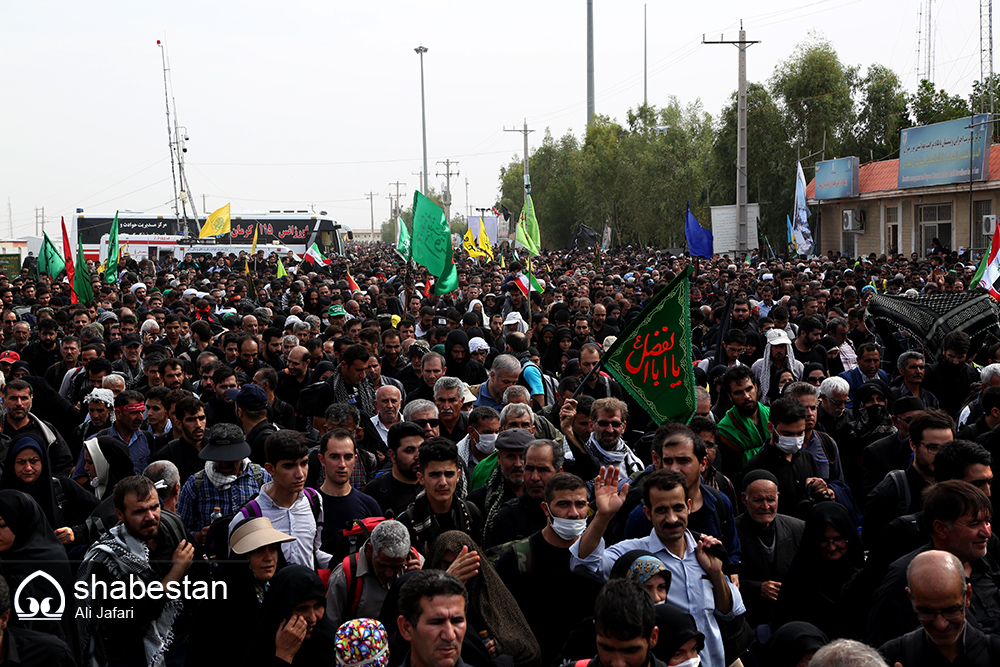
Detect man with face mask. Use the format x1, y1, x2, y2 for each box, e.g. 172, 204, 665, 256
494, 472, 603, 666
455, 406, 500, 473
485, 439, 564, 547
923, 331, 980, 420
743, 398, 834, 518
862, 409, 955, 544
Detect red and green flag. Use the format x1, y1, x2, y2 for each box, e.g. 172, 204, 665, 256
601, 266, 697, 425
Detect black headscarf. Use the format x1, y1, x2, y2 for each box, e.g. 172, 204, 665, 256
244, 565, 337, 667
765, 622, 828, 667
1, 435, 59, 529
537, 323, 558, 360
445, 329, 487, 384
851, 379, 896, 447
0, 490, 73, 638
542, 327, 573, 375
776, 502, 864, 638
654, 603, 705, 663
85, 437, 135, 501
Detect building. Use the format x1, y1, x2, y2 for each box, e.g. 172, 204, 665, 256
806, 115, 996, 263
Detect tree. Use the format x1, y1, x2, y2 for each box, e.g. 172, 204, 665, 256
846, 64, 910, 161
908, 80, 970, 126
710, 83, 795, 253
770, 34, 856, 162
969, 75, 1000, 115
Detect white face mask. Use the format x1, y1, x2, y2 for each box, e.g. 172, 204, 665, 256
775, 434, 804, 454
673, 657, 700, 667
548, 507, 587, 541
475, 432, 497, 455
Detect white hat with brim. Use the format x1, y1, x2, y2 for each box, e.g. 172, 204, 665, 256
230, 517, 296, 555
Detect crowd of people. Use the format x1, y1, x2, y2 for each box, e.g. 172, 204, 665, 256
0, 240, 996, 667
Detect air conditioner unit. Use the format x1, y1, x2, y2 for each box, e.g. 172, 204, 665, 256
842, 209, 864, 232
982, 215, 997, 237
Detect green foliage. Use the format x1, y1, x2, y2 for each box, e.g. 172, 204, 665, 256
845, 64, 911, 162
969, 75, 1000, 115
908, 80, 970, 126
770, 33, 856, 160
710, 83, 796, 253
487, 34, 982, 257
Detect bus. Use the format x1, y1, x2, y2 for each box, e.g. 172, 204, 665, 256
74, 209, 348, 263
96, 234, 298, 265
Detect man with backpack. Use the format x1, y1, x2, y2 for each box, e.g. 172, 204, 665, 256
229, 430, 331, 568
177, 422, 270, 542
325, 518, 421, 628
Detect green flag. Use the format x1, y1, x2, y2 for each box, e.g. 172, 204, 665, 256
524, 193, 540, 252
410, 191, 457, 294
105, 211, 120, 284
276, 258, 288, 278
73, 234, 93, 304
37, 232, 66, 278
602, 266, 697, 425
396, 216, 412, 261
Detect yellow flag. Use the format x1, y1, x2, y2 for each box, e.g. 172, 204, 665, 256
477, 217, 493, 261
463, 229, 485, 258
277, 258, 288, 278
200, 203, 231, 238
251, 223, 259, 255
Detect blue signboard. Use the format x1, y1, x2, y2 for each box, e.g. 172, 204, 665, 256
898, 114, 993, 189
814, 157, 860, 199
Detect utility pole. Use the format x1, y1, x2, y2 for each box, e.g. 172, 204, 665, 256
202, 194, 207, 213
364, 191, 377, 239
465, 178, 470, 218
436, 159, 459, 223
35, 207, 45, 237
415, 46, 430, 197
704, 24, 759, 254
587, 0, 595, 127
411, 171, 423, 194
388, 181, 406, 220
504, 120, 535, 199
7, 198, 12, 238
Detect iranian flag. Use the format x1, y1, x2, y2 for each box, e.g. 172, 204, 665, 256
304, 243, 330, 266
346, 270, 360, 292
514, 272, 544, 296
973, 223, 1000, 298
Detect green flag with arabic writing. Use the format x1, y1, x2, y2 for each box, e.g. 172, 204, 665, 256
602, 266, 696, 425
410, 191, 457, 295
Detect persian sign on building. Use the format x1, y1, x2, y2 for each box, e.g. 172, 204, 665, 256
814, 157, 860, 199
899, 114, 993, 189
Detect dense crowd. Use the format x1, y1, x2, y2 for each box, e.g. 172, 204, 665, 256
0, 240, 997, 667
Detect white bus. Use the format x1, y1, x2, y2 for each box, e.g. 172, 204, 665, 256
96, 235, 298, 264
75, 209, 348, 263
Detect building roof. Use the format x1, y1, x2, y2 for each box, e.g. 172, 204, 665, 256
806, 148, 1000, 199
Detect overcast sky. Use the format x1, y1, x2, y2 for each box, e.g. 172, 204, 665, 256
0, 0, 989, 239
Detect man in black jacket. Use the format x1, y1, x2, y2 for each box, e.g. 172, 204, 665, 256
862, 396, 925, 498
734, 470, 805, 627
880, 549, 1000, 667
863, 409, 954, 544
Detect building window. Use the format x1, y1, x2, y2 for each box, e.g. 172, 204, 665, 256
918, 203, 952, 255
975, 200, 993, 258
886, 206, 899, 255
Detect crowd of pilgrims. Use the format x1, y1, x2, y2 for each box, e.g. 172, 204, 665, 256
0, 243, 995, 667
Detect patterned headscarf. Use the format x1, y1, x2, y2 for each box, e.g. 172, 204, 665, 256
627, 555, 669, 585
334, 619, 389, 667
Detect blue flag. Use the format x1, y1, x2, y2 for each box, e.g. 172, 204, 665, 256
684, 203, 713, 259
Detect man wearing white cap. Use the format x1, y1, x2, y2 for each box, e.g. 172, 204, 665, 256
751, 329, 803, 404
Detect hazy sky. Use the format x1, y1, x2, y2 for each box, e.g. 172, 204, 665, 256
0, 0, 989, 239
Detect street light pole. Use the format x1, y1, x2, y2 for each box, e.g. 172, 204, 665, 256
415, 45, 429, 196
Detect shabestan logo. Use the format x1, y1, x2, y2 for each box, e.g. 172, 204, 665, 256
14, 570, 65, 621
